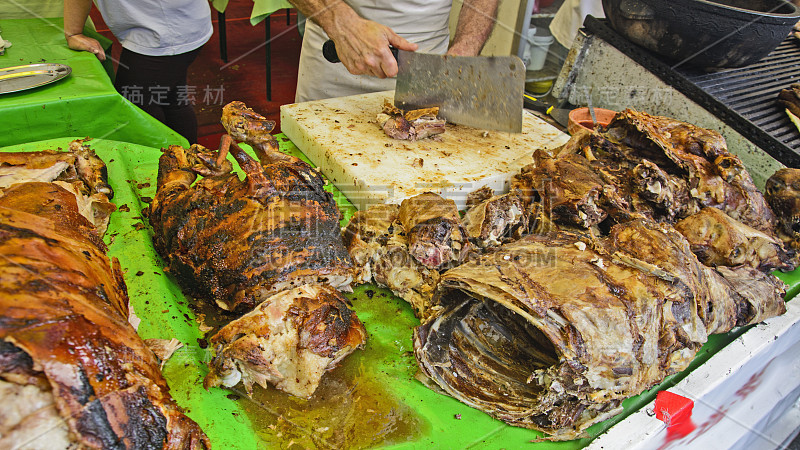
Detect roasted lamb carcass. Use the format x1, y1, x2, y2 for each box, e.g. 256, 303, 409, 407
0, 180, 208, 449
414, 219, 786, 440
343, 192, 471, 319
602, 109, 777, 233
461, 189, 527, 248
149, 102, 365, 397
149, 106, 354, 312
674, 207, 796, 272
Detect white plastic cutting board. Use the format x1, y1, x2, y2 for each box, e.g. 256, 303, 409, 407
281, 90, 569, 210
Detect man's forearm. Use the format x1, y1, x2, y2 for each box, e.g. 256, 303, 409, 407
286, 0, 360, 42
63, 0, 93, 37
449, 0, 500, 56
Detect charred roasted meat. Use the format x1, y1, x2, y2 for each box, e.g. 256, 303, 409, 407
462, 192, 526, 248
204, 284, 366, 398
0, 139, 115, 233
149, 110, 354, 313
414, 220, 786, 440
399, 193, 470, 270
778, 84, 800, 120
150, 102, 364, 398
675, 207, 795, 272
376, 101, 446, 141
603, 109, 777, 233
766, 168, 800, 252
0, 179, 208, 449
343, 202, 440, 318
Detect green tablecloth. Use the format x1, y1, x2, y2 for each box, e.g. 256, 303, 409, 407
0, 18, 187, 149
210, 0, 292, 25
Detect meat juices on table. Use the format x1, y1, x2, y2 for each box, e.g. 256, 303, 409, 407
148, 102, 366, 398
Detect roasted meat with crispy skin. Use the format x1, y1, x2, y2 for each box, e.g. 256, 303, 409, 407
398, 192, 470, 270
149, 142, 353, 313
343, 203, 440, 318
150, 102, 364, 398
766, 168, 800, 252
0, 181, 208, 449
414, 220, 786, 440
0, 139, 115, 233
204, 284, 366, 398
675, 207, 795, 272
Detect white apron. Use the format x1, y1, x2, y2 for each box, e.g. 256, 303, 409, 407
295, 0, 452, 102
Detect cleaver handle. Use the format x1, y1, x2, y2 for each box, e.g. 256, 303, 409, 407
322, 39, 399, 64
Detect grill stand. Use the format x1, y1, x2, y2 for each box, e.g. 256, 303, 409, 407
552, 19, 795, 188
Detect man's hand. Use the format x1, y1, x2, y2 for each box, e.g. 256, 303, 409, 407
288, 0, 416, 78
66, 33, 106, 61
330, 17, 417, 78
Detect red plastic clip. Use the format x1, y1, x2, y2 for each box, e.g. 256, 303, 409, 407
655, 390, 694, 426
655, 390, 696, 439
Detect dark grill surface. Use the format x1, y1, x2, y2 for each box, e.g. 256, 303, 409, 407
585, 17, 800, 168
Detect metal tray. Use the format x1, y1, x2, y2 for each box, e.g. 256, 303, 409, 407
0, 63, 71, 94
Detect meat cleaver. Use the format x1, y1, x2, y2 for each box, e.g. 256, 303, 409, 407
322, 41, 525, 132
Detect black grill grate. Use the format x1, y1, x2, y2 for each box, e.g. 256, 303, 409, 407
584, 17, 800, 168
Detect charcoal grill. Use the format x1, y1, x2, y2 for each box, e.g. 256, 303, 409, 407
553, 16, 800, 185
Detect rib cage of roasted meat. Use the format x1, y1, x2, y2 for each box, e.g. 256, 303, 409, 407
149, 102, 366, 398
0, 147, 208, 449
345, 109, 794, 440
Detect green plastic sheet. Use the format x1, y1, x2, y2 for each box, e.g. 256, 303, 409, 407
0, 18, 187, 149
3, 136, 798, 449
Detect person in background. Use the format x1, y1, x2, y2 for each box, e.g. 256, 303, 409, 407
288, 0, 501, 102
64, 0, 212, 144
549, 0, 604, 52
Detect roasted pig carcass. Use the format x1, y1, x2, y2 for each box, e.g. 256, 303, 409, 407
204, 284, 366, 398
149, 107, 354, 313
766, 168, 800, 253
414, 219, 786, 440
149, 102, 365, 398
0, 181, 208, 449
343, 203, 440, 319
0, 139, 115, 233
376, 101, 446, 141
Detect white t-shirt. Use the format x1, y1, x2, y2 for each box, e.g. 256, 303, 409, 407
94, 0, 213, 56
295, 0, 452, 102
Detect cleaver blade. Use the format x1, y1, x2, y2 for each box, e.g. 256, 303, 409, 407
394, 50, 525, 133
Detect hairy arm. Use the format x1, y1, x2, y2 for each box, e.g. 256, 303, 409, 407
63, 0, 106, 60
447, 0, 501, 56
287, 0, 417, 78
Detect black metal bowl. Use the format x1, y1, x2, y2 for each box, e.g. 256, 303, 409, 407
602, 0, 800, 69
